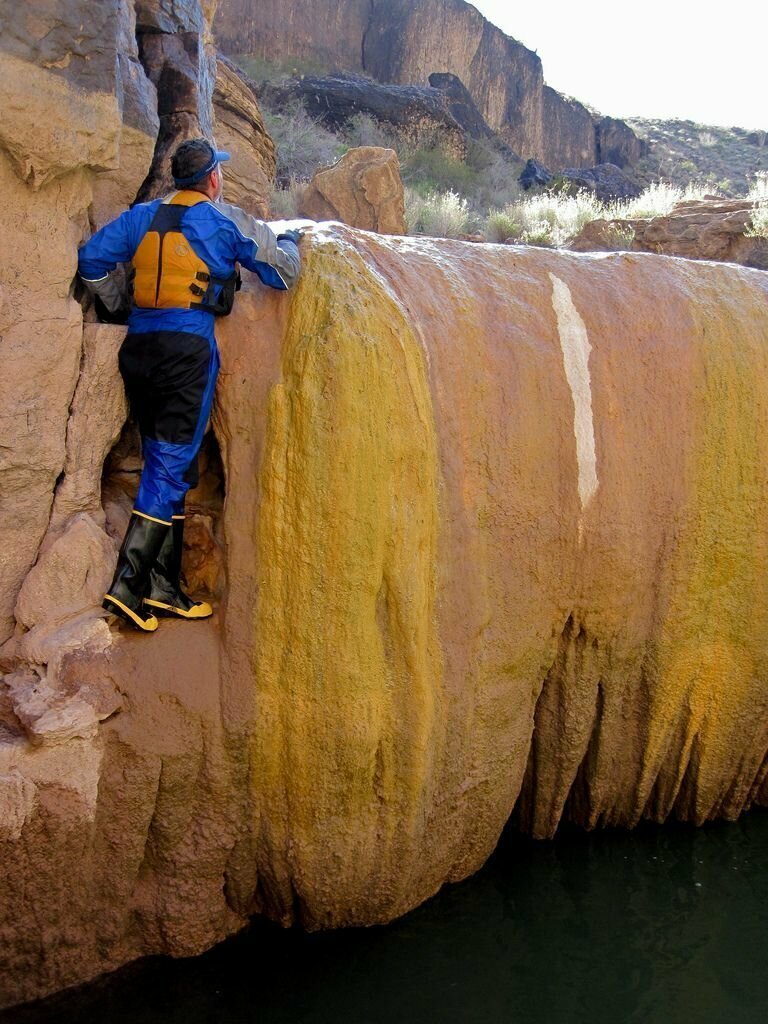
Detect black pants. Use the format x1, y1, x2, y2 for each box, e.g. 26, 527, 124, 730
118, 329, 219, 521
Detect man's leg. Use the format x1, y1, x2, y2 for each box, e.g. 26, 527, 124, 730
103, 330, 216, 630
140, 334, 219, 619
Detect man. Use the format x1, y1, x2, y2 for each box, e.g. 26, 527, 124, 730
78, 138, 302, 632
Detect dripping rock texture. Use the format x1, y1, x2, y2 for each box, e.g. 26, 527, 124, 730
4, 224, 768, 1006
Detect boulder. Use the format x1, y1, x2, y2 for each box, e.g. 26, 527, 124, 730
3, 670, 102, 747
567, 196, 768, 269
299, 147, 406, 233
519, 158, 554, 190
260, 73, 470, 160
559, 162, 642, 203
14, 514, 116, 631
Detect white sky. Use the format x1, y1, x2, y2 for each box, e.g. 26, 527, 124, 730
469, 0, 767, 131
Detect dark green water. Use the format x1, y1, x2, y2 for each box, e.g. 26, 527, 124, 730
6, 812, 768, 1024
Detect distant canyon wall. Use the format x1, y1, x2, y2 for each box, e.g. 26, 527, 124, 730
213, 0, 646, 169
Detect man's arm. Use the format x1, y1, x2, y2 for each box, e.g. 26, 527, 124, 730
77, 206, 148, 312
215, 201, 301, 290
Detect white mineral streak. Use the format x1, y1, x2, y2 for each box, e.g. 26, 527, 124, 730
549, 273, 598, 528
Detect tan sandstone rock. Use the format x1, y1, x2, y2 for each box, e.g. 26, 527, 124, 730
298, 147, 406, 233
213, 55, 276, 218
568, 196, 768, 270
0, 769, 37, 842
0, 0, 159, 642
4, 671, 102, 747
48, 326, 129, 540
15, 516, 116, 631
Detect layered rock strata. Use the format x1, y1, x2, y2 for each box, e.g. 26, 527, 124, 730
3, 225, 768, 1008
260, 73, 474, 161
213, 55, 276, 217
213, 0, 646, 169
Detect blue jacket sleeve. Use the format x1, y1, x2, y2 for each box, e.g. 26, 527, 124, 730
213, 201, 301, 290
77, 205, 151, 281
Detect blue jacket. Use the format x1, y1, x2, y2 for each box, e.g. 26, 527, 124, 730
77, 192, 301, 339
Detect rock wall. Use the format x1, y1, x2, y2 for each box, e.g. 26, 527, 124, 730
213, 0, 645, 170
214, 55, 276, 217
0, 0, 158, 645
3, 224, 768, 1007
0, 0, 275, 649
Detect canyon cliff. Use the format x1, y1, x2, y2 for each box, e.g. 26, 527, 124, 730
2, 0, 768, 1013
213, 0, 647, 170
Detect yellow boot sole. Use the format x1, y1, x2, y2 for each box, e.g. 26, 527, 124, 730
143, 598, 213, 619
103, 594, 159, 632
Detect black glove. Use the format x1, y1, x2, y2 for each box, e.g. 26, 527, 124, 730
277, 228, 304, 246
94, 293, 131, 325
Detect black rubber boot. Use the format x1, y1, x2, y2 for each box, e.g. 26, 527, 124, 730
144, 515, 213, 619
103, 512, 171, 632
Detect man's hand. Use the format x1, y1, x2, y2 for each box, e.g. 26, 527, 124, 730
276, 227, 305, 246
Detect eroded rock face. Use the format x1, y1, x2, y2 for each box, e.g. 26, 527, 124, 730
4, 225, 768, 1009
298, 147, 406, 233
260, 72, 477, 161
213, 55, 276, 217
0, 0, 163, 645
567, 196, 768, 269
134, 0, 221, 200
213, 0, 646, 169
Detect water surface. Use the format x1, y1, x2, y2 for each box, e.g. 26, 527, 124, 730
7, 812, 768, 1024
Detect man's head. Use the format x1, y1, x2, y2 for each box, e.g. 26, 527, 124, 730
171, 139, 230, 201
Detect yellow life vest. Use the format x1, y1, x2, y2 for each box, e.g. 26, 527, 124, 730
132, 191, 212, 310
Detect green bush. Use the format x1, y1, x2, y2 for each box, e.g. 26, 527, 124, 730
405, 187, 471, 238
341, 113, 399, 150
510, 188, 603, 246
604, 178, 715, 220
268, 179, 304, 218
401, 146, 479, 195
745, 171, 768, 238
260, 97, 344, 184
485, 210, 523, 243
601, 222, 636, 249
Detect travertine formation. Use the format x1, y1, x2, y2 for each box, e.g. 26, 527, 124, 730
4, 224, 768, 1007
213, 0, 648, 170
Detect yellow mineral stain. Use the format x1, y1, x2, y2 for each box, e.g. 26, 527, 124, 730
638, 271, 768, 822
251, 238, 444, 925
